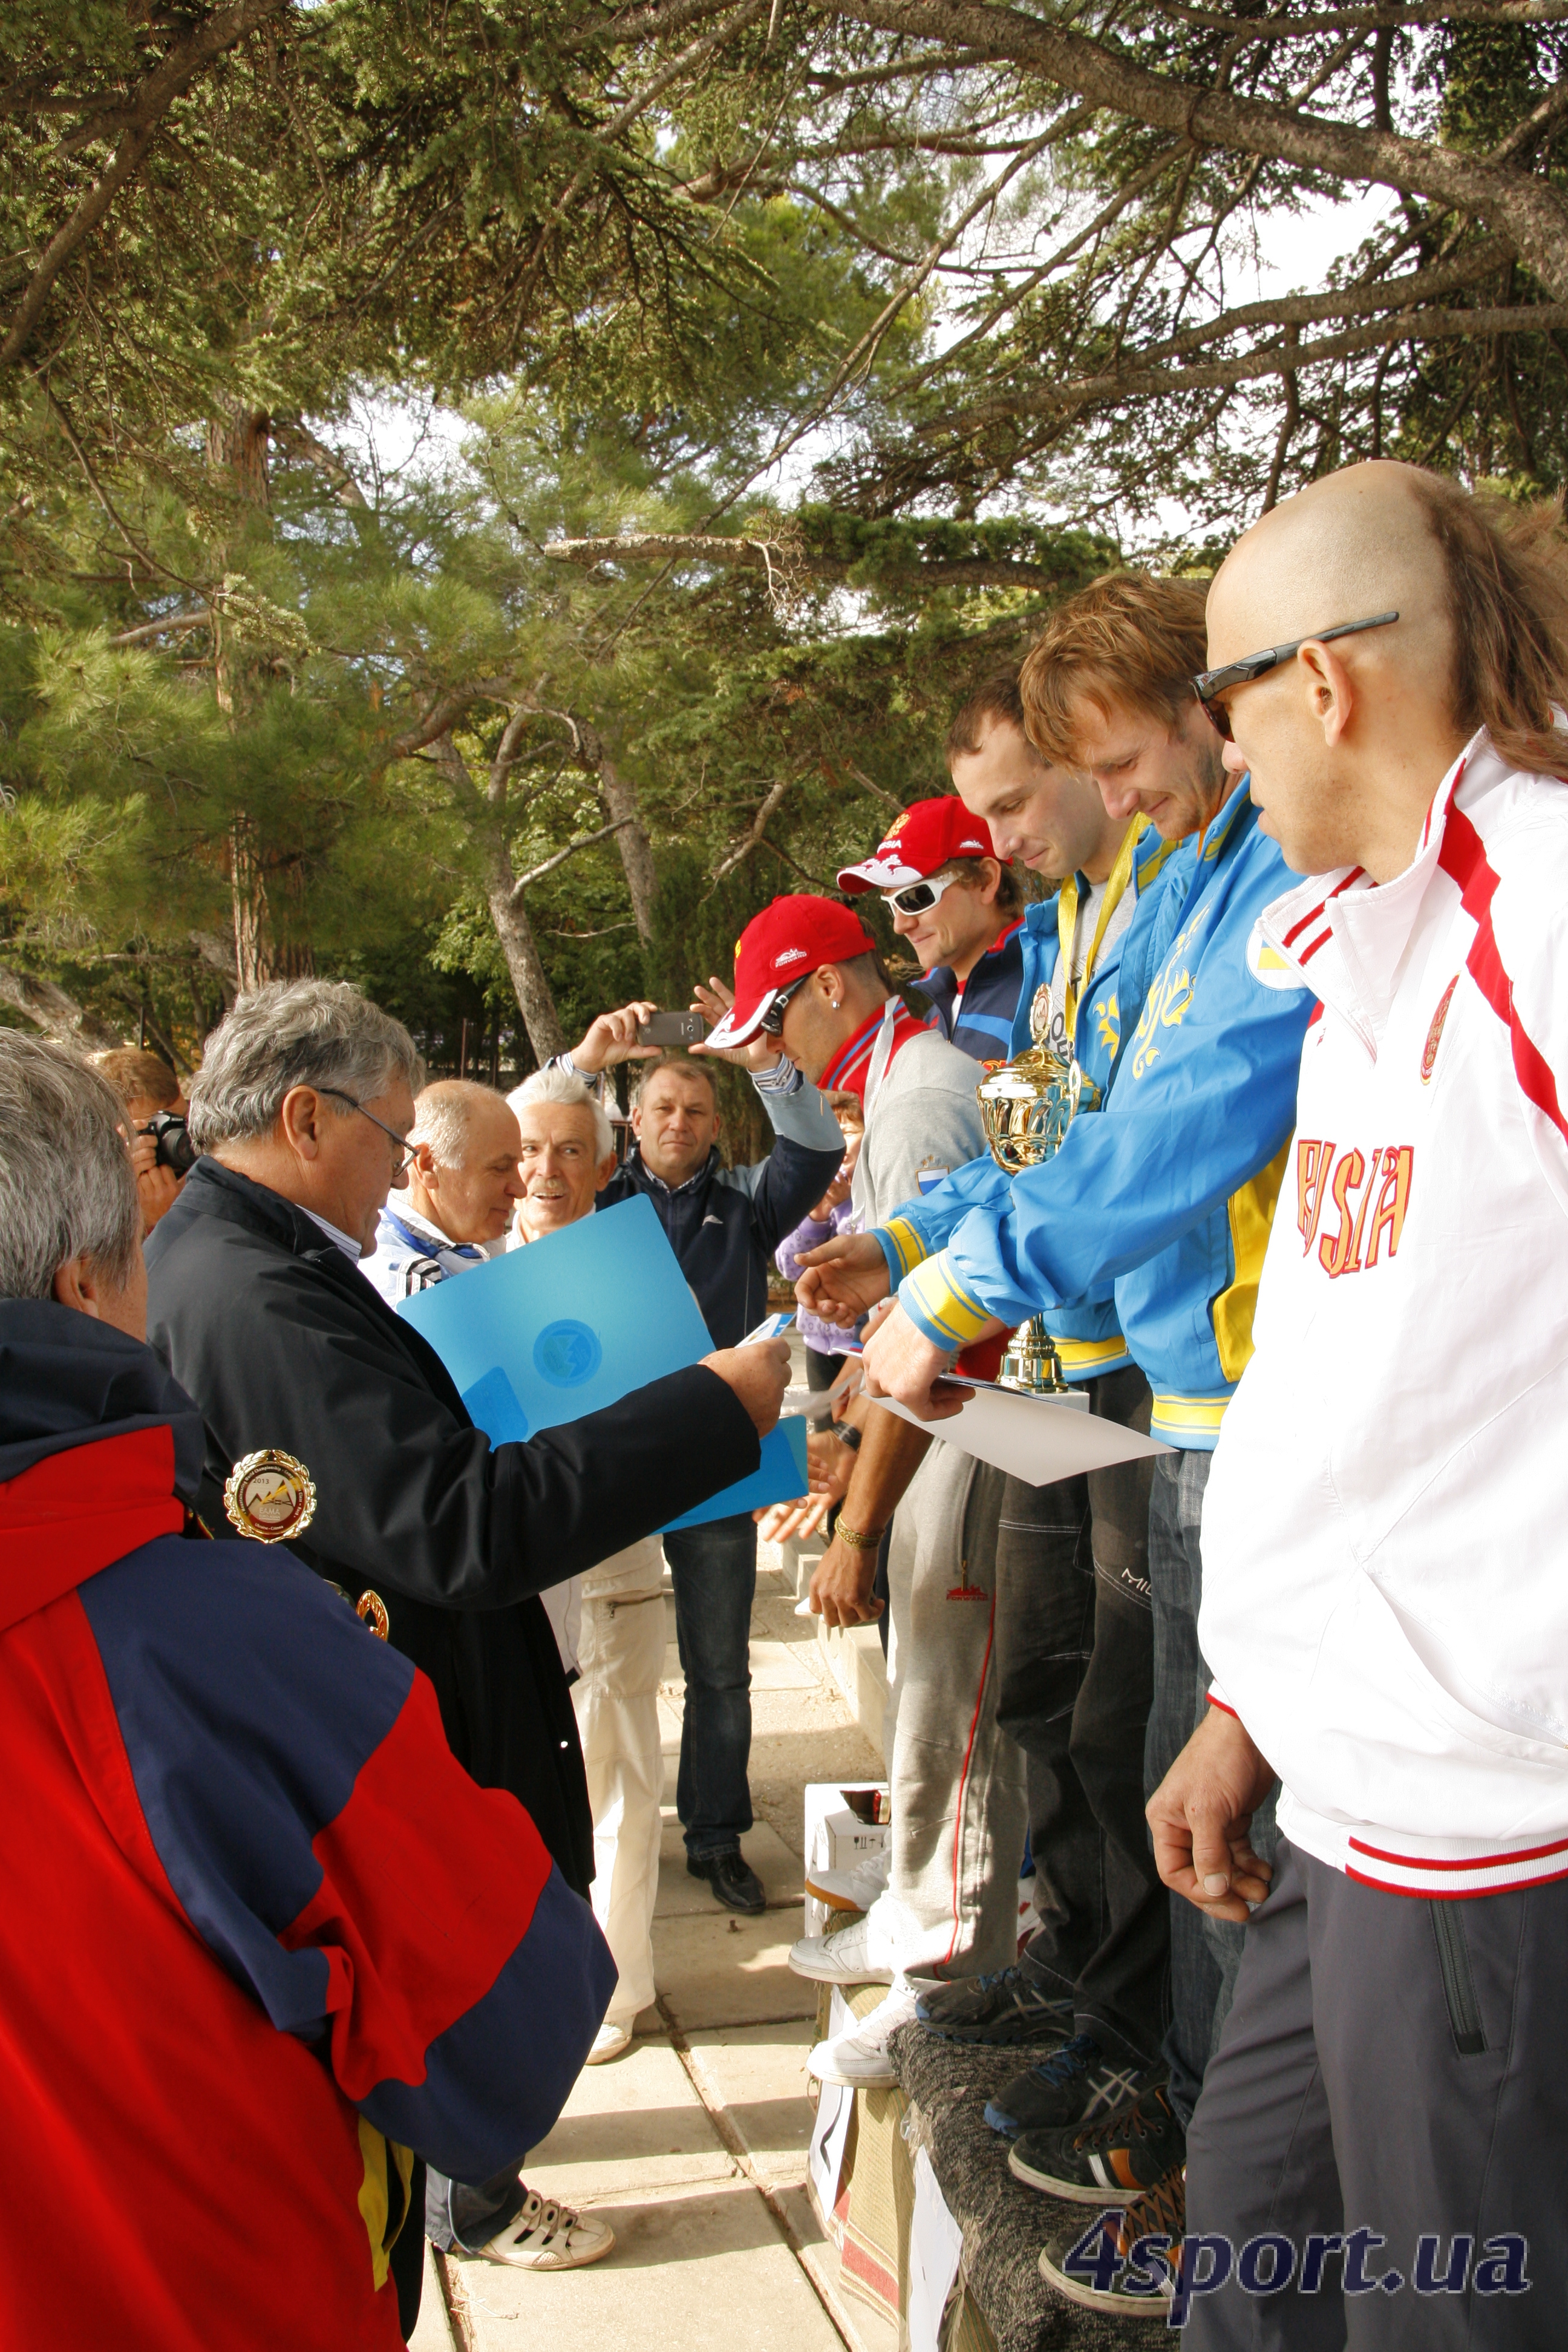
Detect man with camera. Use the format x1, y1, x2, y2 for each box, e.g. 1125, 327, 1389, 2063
94, 1047, 197, 1232
555, 993, 845, 1914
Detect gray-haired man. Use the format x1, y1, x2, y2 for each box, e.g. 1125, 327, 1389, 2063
362, 1078, 527, 1301
144, 979, 789, 2277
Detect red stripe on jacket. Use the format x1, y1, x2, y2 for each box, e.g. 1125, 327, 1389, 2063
280, 1670, 554, 2102
1438, 805, 1568, 1147
0, 1426, 183, 1632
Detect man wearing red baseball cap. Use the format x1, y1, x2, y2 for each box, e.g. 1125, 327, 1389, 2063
711, 897, 1028, 2092
838, 795, 1027, 1063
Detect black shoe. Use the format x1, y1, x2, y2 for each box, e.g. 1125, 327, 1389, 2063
1010, 2084, 1186, 2204
915, 1965, 1074, 2047
984, 2033, 1166, 2138
688, 1847, 766, 1914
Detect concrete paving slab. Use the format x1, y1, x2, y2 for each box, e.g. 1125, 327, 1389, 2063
656, 1819, 803, 1917
450, 2178, 843, 2352
523, 2036, 736, 2197
655, 1904, 818, 2032
684, 2019, 817, 2186
410, 2241, 456, 2349
747, 1636, 820, 1691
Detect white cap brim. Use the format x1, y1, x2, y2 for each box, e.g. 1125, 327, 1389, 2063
837, 854, 926, 893
704, 995, 776, 1050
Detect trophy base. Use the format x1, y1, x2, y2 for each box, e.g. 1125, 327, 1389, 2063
995, 1315, 1070, 1398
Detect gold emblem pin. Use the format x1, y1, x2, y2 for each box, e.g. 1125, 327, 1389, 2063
223, 1448, 317, 1544
356, 1589, 391, 1640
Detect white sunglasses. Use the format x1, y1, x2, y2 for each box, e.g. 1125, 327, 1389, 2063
881, 870, 962, 918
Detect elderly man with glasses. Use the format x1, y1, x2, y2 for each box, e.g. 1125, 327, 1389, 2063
144, 978, 789, 2282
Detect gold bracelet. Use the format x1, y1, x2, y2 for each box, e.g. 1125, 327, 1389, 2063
834, 1520, 884, 1552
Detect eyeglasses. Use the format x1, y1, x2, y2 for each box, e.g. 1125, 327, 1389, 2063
760, 976, 810, 1037
318, 1085, 417, 1175
882, 870, 962, 919
1192, 611, 1399, 740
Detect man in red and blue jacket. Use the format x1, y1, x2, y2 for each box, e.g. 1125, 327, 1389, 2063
0, 1281, 614, 2351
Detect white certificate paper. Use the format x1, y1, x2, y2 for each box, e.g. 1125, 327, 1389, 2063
877, 1382, 1171, 1481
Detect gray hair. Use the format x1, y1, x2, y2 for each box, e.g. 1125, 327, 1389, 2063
412, 1078, 515, 1167
0, 1033, 141, 1299
629, 1053, 717, 1112
509, 1065, 615, 1160
187, 979, 424, 1150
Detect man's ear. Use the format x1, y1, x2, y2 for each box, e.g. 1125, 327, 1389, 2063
278, 1085, 326, 1162
410, 1140, 438, 1183
977, 857, 1003, 907
1297, 641, 1356, 748
52, 1254, 101, 1319
594, 1152, 619, 1190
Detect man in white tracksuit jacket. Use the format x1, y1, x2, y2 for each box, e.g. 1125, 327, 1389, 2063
1135, 463, 1568, 2345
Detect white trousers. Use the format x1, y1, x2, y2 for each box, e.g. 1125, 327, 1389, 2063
884, 1443, 1027, 1981
572, 1537, 667, 2030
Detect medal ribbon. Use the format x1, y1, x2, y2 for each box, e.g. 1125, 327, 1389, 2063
1056, 818, 1143, 1044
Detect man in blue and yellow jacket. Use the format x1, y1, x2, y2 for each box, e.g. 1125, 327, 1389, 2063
815, 670, 1179, 2091
800, 579, 1314, 2269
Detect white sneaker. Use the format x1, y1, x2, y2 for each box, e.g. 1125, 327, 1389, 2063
471, 2190, 615, 2270
584, 2020, 631, 2065
788, 1895, 911, 1984
805, 1842, 892, 1915
806, 1987, 918, 2088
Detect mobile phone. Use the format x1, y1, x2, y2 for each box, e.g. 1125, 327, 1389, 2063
637, 1010, 705, 1047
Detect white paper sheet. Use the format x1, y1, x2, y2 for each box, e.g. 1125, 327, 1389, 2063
906, 2146, 965, 2352
876, 1382, 1171, 1480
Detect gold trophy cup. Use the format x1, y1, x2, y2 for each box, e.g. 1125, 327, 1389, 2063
976, 987, 1099, 1396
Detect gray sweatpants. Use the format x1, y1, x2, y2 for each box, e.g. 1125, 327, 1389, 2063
1185, 1840, 1568, 2348
884, 1443, 1028, 1979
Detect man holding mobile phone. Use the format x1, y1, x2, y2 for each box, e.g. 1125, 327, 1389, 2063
552, 995, 845, 1913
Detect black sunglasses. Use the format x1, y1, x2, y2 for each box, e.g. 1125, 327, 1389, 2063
760, 976, 810, 1037
1192, 611, 1399, 740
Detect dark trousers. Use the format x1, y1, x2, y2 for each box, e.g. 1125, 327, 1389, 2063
426, 2160, 528, 2255
1144, 1446, 1276, 2127
662, 1511, 757, 1858
1186, 1841, 1568, 2349
806, 1344, 846, 1425
996, 1364, 1168, 2066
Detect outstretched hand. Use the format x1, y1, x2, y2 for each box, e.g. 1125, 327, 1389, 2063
1146, 1703, 1276, 1926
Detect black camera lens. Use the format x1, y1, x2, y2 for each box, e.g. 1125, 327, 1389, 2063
143, 1110, 197, 1177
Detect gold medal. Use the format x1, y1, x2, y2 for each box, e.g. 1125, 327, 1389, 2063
356, 1589, 391, 1640
223, 1448, 318, 1544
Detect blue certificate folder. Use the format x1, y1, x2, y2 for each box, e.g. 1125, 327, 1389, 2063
397, 1194, 806, 1529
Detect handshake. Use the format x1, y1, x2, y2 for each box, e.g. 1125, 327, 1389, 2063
793, 1237, 1007, 1420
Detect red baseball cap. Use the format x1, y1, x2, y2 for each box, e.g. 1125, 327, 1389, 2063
838, 795, 999, 893
705, 895, 877, 1050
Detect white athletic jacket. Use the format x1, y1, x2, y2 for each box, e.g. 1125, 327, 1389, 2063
1200, 729, 1568, 1898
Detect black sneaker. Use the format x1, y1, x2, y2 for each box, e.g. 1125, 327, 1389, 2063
1037, 2159, 1183, 2321
687, 1848, 766, 1914
915, 1967, 1074, 2047
983, 2034, 1165, 2138
1010, 2084, 1185, 2204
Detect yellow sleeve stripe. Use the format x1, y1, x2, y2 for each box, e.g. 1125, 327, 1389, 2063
900, 1254, 995, 1348
1151, 1393, 1231, 1439
879, 1218, 929, 1279
1055, 1334, 1131, 1376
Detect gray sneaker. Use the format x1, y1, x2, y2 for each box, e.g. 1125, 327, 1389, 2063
915, 1966, 1074, 2046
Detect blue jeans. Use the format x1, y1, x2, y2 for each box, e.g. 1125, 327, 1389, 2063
1144, 1447, 1276, 2129
662, 1512, 756, 1858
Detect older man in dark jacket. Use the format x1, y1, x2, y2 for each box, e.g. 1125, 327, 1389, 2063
145, 979, 787, 2276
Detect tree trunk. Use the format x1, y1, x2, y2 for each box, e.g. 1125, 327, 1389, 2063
485, 868, 566, 1059
573, 720, 657, 946
227, 812, 270, 992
